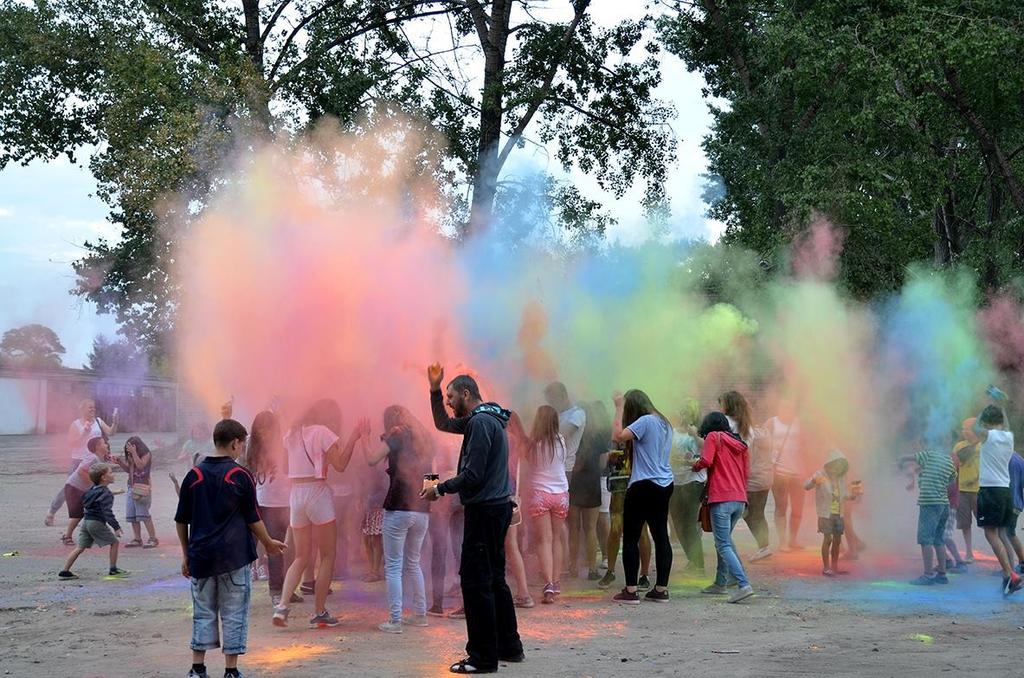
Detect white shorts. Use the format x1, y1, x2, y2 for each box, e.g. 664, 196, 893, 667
289, 481, 335, 528
600, 483, 611, 514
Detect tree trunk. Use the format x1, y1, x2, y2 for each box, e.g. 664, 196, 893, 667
241, 0, 273, 133
467, 0, 512, 235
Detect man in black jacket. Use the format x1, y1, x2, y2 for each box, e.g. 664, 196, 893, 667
421, 363, 523, 674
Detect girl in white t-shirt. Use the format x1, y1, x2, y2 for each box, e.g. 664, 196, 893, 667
525, 405, 569, 604
273, 399, 370, 630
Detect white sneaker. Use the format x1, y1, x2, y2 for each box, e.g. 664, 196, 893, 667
378, 620, 403, 634
750, 546, 773, 562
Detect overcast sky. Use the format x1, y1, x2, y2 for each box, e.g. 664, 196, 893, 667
0, 6, 716, 367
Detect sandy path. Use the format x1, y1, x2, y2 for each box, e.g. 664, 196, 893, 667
2, 434, 1021, 677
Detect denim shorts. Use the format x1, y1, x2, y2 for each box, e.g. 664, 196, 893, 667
917, 504, 949, 546
191, 565, 252, 654
126, 492, 151, 522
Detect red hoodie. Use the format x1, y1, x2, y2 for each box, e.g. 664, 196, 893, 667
693, 431, 749, 504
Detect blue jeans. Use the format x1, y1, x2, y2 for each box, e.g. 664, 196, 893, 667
383, 510, 429, 622
191, 565, 252, 654
711, 501, 750, 588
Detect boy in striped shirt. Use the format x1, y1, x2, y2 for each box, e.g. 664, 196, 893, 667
904, 446, 957, 585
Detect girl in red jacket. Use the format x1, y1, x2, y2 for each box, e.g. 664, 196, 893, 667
694, 412, 754, 603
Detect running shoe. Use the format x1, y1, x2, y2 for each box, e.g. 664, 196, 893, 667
637, 575, 651, 591
909, 574, 936, 586
644, 588, 669, 603
1005, 573, 1024, 597
513, 596, 535, 609
552, 580, 562, 594
309, 610, 340, 628
58, 570, 78, 580
107, 567, 130, 578
949, 563, 968, 574
597, 571, 616, 589
932, 573, 949, 584
144, 537, 159, 549
403, 614, 428, 627
187, 670, 209, 678
613, 588, 640, 605
750, 546, 773, 562
378, 620, 403, 634
587, 569, 602, 581
272, 605, 289, 627
542, 590, 555, 605
701, 583, 728, 594
728, 585, 754, 603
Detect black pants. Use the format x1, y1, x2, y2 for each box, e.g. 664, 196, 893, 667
260, 505, 290, 593
744, 489, 770, 549
669, 481, 705, 569
460, 502, 522, 669
623, 480, 674, 588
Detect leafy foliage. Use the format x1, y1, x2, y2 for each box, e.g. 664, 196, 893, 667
0, 324, 65, 369
658, 0, 1024, 299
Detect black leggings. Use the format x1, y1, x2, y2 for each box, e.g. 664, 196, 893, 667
623, 480, 674, 588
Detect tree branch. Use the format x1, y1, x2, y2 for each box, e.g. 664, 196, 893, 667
270, 2, 462, 89
139, 1, 222, 63
547, 96, 619, 129
494, 0, 591, 171
464, 0, 492, 50
261, 0, 295, 42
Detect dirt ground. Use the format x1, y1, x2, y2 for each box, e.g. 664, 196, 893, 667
2, 433, 1023, 678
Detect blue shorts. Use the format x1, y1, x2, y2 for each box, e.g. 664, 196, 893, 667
917, 504, 949, 546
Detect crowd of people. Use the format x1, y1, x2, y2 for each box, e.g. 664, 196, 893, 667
43, 379, 1021, 676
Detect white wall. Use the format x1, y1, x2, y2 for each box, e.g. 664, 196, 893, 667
0, 377, 46, 434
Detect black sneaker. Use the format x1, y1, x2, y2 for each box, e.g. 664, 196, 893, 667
499, 652, 525, 663
597, 571, 615, 589
637, 575, 651, 591
644, 588, 669, 603
58, 570, 78, 580
587, 569, 602, 581
107, 568, 130, 578
613, 588, 640, 605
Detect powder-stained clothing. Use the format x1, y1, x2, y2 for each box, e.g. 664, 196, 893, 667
953, 440, 981, 492
82, 484, 120, 531
431, 391, 513, 506
916, 450, 956, 505
980, 429, 1015, 488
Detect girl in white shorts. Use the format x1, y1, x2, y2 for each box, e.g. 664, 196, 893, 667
273, 399, 369, 629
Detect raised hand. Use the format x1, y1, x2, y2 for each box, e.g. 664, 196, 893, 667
612, 391, 625, 409
427, 363, 444, 391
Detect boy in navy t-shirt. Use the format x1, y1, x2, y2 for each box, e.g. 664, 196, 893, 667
175, 419, 286, 678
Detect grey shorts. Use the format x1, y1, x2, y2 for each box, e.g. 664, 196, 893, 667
817, 514, 845, 536
77, 519, 117, 548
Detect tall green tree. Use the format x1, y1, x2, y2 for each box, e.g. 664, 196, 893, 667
0, 0, 675, 362
658, 0, 1024, 298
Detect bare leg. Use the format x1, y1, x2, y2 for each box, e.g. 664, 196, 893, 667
131, 522, 142, 542
313, 521, 337, 614
143, 518, 157, 540
109, 541, 119, 569
597, 512, 610, 564
582, 507, 599, 572
505, 524, 530, 599
552, 514, 566, 584
983, 527, 1012, 576
62, 546, 86, 572
279, 525, 311, 612
535, 514, 554, 584
567, 505, 581, 578
821, 535, 831, 571
64, 517, 82, 542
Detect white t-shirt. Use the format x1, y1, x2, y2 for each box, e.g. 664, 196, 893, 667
980, 429, 1015, 488
559, 405, 587, 473
766, 416, 801, 476
66, 452, 99, 491
530, 434, 569, 494
255, 469, 291, 507
69, 418, 104, 460
285, 425, 340, 480
671, 430, 706, 485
